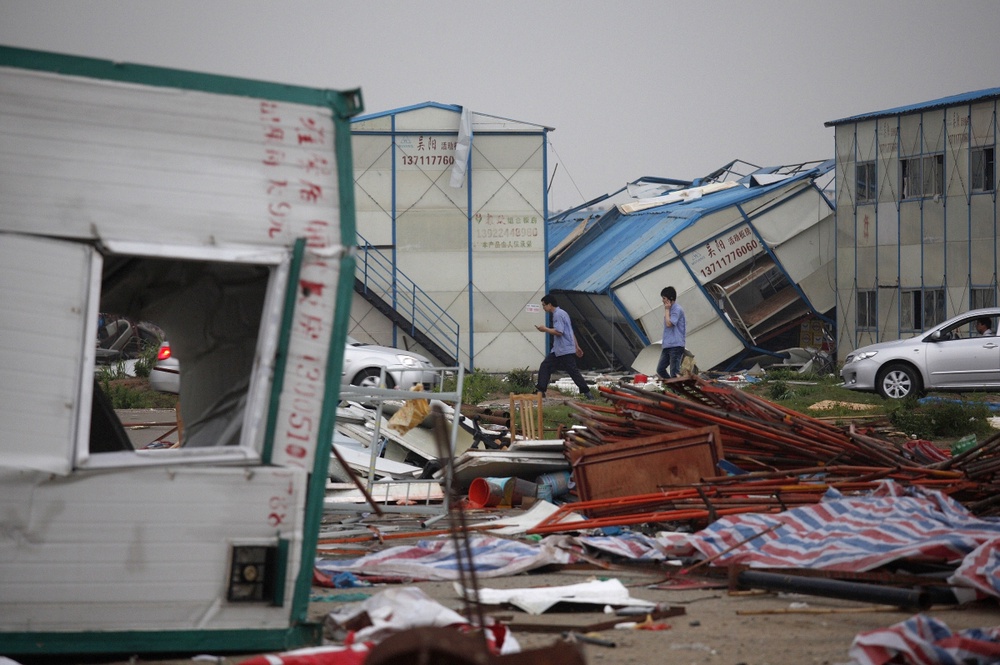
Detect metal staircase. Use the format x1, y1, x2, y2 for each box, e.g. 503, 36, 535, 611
354, 234, 463, 367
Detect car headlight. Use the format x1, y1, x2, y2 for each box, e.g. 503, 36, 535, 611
396, 355, 420, 368
846, 350, 879, 364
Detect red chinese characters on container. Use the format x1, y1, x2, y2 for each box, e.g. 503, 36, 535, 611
256, 102, 340, 468
280, 262, 334, 469
295, 116, 326, 146
258, 102, 332, 241
267, 480, 295, 527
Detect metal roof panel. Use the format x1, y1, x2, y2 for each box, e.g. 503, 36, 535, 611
549, 164, 831, 293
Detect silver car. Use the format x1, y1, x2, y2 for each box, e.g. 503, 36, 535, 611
148, 340, 181, 394
149, 336, 439, 394
342, 335, 438, 389
840, 307, 1000, 399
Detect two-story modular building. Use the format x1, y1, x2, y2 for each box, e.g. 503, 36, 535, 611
827, 89, 1000, 359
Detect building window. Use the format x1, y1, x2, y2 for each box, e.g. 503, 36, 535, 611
901, 288, 945, 331
972, 146, 995, 193
857, 289, 877, 330
856, 161, 876, 204
972, 287, 996, 310
900, 153, 944, 199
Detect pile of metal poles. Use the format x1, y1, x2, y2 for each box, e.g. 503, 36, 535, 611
569, 377, 911, 468
550, 376, 1000, 527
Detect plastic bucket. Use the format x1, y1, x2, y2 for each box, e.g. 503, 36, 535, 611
468, 477, 508, 508
535, 470, 572, 499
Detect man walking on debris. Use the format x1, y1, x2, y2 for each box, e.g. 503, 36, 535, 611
534, 293, 594, 399
657, 285, 687, 379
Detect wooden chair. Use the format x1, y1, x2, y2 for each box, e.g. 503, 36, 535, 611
509, 392, 544, 442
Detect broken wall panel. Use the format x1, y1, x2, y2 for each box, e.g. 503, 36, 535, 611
569, 426, 724, 512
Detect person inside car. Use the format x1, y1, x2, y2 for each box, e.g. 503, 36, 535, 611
975, 317, 994, 336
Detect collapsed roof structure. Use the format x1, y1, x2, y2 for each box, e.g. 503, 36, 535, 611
546, 159, 837, 374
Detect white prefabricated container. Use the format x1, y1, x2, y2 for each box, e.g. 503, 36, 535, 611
0, 47, 362, 655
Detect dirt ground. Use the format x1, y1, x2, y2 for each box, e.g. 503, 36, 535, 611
300, 568, 1000, 665
47, 529, 1000, 665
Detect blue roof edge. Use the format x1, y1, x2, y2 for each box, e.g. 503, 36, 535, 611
351, 101, 555, 131
825, 87, 1000, 127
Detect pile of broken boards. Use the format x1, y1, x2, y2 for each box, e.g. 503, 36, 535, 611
328, 397, 571, 509
329, 373, 1000, 518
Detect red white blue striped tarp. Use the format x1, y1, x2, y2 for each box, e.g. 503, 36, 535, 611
848, 614, 1000, 665
678, 480, 1000, 599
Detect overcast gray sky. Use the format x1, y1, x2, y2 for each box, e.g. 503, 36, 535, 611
2, 0, 998, 211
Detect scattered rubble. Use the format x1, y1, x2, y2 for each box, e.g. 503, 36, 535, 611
304, 374, 1000, 665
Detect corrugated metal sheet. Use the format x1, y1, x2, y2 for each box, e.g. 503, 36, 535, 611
547, 210, 602, 251
549, 208, 692, 293
825, 87, 1000, 127
549, 166, 825, 294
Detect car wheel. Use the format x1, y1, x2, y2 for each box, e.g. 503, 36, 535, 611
352, 368, 395, 389
876, 363, 922, 400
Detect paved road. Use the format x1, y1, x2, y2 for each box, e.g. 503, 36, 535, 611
116, 408, 180, 449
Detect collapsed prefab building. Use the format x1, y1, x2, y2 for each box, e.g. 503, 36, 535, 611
0, 47, 360, 655
546, 160, 837, 374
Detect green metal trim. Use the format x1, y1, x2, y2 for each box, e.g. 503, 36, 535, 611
273, 537, 290, 607
1, 625, 323, 656
261, 239, 306, 466
0, 45, 363, 115
289, 98, 359, 621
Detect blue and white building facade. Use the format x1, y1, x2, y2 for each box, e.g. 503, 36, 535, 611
827, 89, 1000, 360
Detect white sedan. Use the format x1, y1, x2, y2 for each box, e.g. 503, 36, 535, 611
840, 307, 1000, 399
148, 341, 180, 394
341, 335, 439, 389
149, 335, 439, 394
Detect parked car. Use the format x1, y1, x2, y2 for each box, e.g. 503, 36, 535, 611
148, 336, 438, 394
149, 341, 181, 394
343, 335, 438, 389
840, 307, 1000, 399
